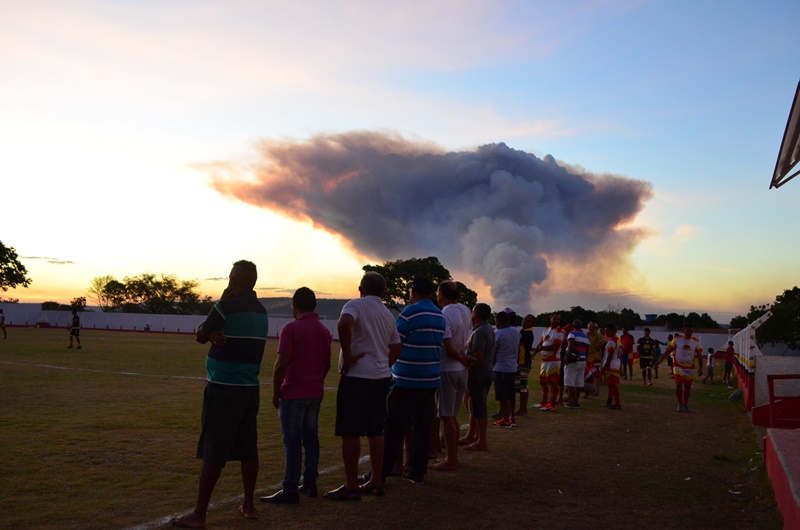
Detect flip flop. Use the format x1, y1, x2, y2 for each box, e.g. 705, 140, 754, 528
323, 484, 362, 501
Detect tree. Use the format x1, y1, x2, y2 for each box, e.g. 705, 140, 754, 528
0, 241, 31, 292
747, 286, 800, 350
362, 256, 477, 310
89, 273, 213, 315
87, 275, 117, 311
70, 297, 87, 311
729, 315, 749, 329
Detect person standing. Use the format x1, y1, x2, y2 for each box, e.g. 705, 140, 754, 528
619, 327, 634, 380
67, 309, 81, 349
533, 313, 563, 412
172, 260, 269, 528
430, 281, 471, 472
656, 327, 703, 412
723, 341, 735, 386
514, 314, 535, 415
492, 309, 521, 427
382, 276, 446, 485
0, 308, 7, 339
563, 320, 589, 409
325, 272, 401, 500
586, 322, 606, 397
637, 328, 657, 386
261, 287, 332, 504
602, 323, 622, 410
458, 303, 495, 451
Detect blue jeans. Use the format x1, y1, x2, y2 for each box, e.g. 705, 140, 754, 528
279, 398, 322, 492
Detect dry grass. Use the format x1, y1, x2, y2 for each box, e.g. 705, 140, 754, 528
0, 328, 782, 529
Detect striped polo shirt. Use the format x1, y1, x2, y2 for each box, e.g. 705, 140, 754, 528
393, 298, 446, 389
200, 290, 269, 386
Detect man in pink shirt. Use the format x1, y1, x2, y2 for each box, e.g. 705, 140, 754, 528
261, 287, 332, 504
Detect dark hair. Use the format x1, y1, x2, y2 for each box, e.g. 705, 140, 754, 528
495, 310, 509, 326
728, 341, 734, 346
409, 276, 434, 297
232, 260, 258, 289
293, 287, 316, 313
605, 323, 617, 333
473, 303, 491, 321
360, 271, 386, 297
644, 327, 650, 332
438, 281, 459, 301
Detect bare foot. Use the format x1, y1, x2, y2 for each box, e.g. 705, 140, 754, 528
458, 437, 476, 446
429, 459, 458, 471
464, 442, 487, 452
514, 409, 528, 416
171, 511, 206, 529
238, 505, 258, 520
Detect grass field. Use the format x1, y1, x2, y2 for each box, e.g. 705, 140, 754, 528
0, 328, 783, 529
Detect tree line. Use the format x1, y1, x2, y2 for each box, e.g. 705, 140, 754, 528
0, 240, 796, 347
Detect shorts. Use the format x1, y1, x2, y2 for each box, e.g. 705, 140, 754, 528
467, 370, 493, 420
724, 362, 733, 372
494, 371, 515, 401
334, 375, 392, 437
515, 365, 531, 392
437, 370, 467, 417
196, 382, 260, 468
70, 328, 80, 337
639, 358, 652, 369
605, 372, 620, 385
673, 365, 694, 384
563, 361, 585, 388
706, 367, 714, 377
620, 354, 629, 366
539, 360, 561, 385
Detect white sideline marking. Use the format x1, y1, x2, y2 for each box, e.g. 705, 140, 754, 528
0, 361, 339, 391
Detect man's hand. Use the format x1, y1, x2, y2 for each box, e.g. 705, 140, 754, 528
208, 330, 227, 346
272, 394, 280, 409
341, 352, 365, 375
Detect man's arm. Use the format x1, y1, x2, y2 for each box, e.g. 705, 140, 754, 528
272, 352, 288, 408
388, 343, 402, 366
338, 314, 364, 374
442, 337, 465, 364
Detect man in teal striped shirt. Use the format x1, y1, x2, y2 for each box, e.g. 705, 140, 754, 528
172, 260, 269, 529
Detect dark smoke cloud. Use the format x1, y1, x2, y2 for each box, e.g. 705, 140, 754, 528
201, 131, 653, 310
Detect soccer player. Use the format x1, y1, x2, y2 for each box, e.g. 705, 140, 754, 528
533, 313, 563, 412
67, 309, 81, 349
602, 324, 622, 410
637, 328, 657, 386
655, 327, 703, 412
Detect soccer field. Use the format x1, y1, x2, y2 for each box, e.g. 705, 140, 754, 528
0, 328, 783, 529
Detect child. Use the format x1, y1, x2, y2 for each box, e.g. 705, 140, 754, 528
602, 323, 621, 410
723, 341, 735, 386
702, 348, 715, 384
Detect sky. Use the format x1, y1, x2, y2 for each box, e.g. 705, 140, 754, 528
1, 0, 798, 324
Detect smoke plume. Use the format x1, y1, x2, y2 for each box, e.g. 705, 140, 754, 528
202, 131, 653, 311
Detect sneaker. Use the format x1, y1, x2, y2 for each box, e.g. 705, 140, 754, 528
299, 483, 318, 498
539, 404, 553, 412
491, 412, 502, 420
492, 419, 508, 428
357, 471, 372, 485
565, 402, 580, 409
507, 420, 517, 428
401, 472, 424, 484
534, 402, 545, 408
609, 404, 621, 410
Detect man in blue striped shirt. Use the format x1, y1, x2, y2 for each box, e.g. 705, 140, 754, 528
381, 276, 446, 485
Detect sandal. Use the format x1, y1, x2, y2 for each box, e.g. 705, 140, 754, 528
359, 483, 385, 497
323, 484, 362, 501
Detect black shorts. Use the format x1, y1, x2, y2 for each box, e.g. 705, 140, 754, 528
334, 375, 392, 437
639, 358, 652, 369
467, 371, 494, 420
196, 382, 260, 468
70, 329, 80, 337
494, 371, 515, 401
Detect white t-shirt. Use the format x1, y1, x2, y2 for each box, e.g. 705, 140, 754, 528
441, 302, 471, 372
494, 326, 521, 373
338, 295, 401, 379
